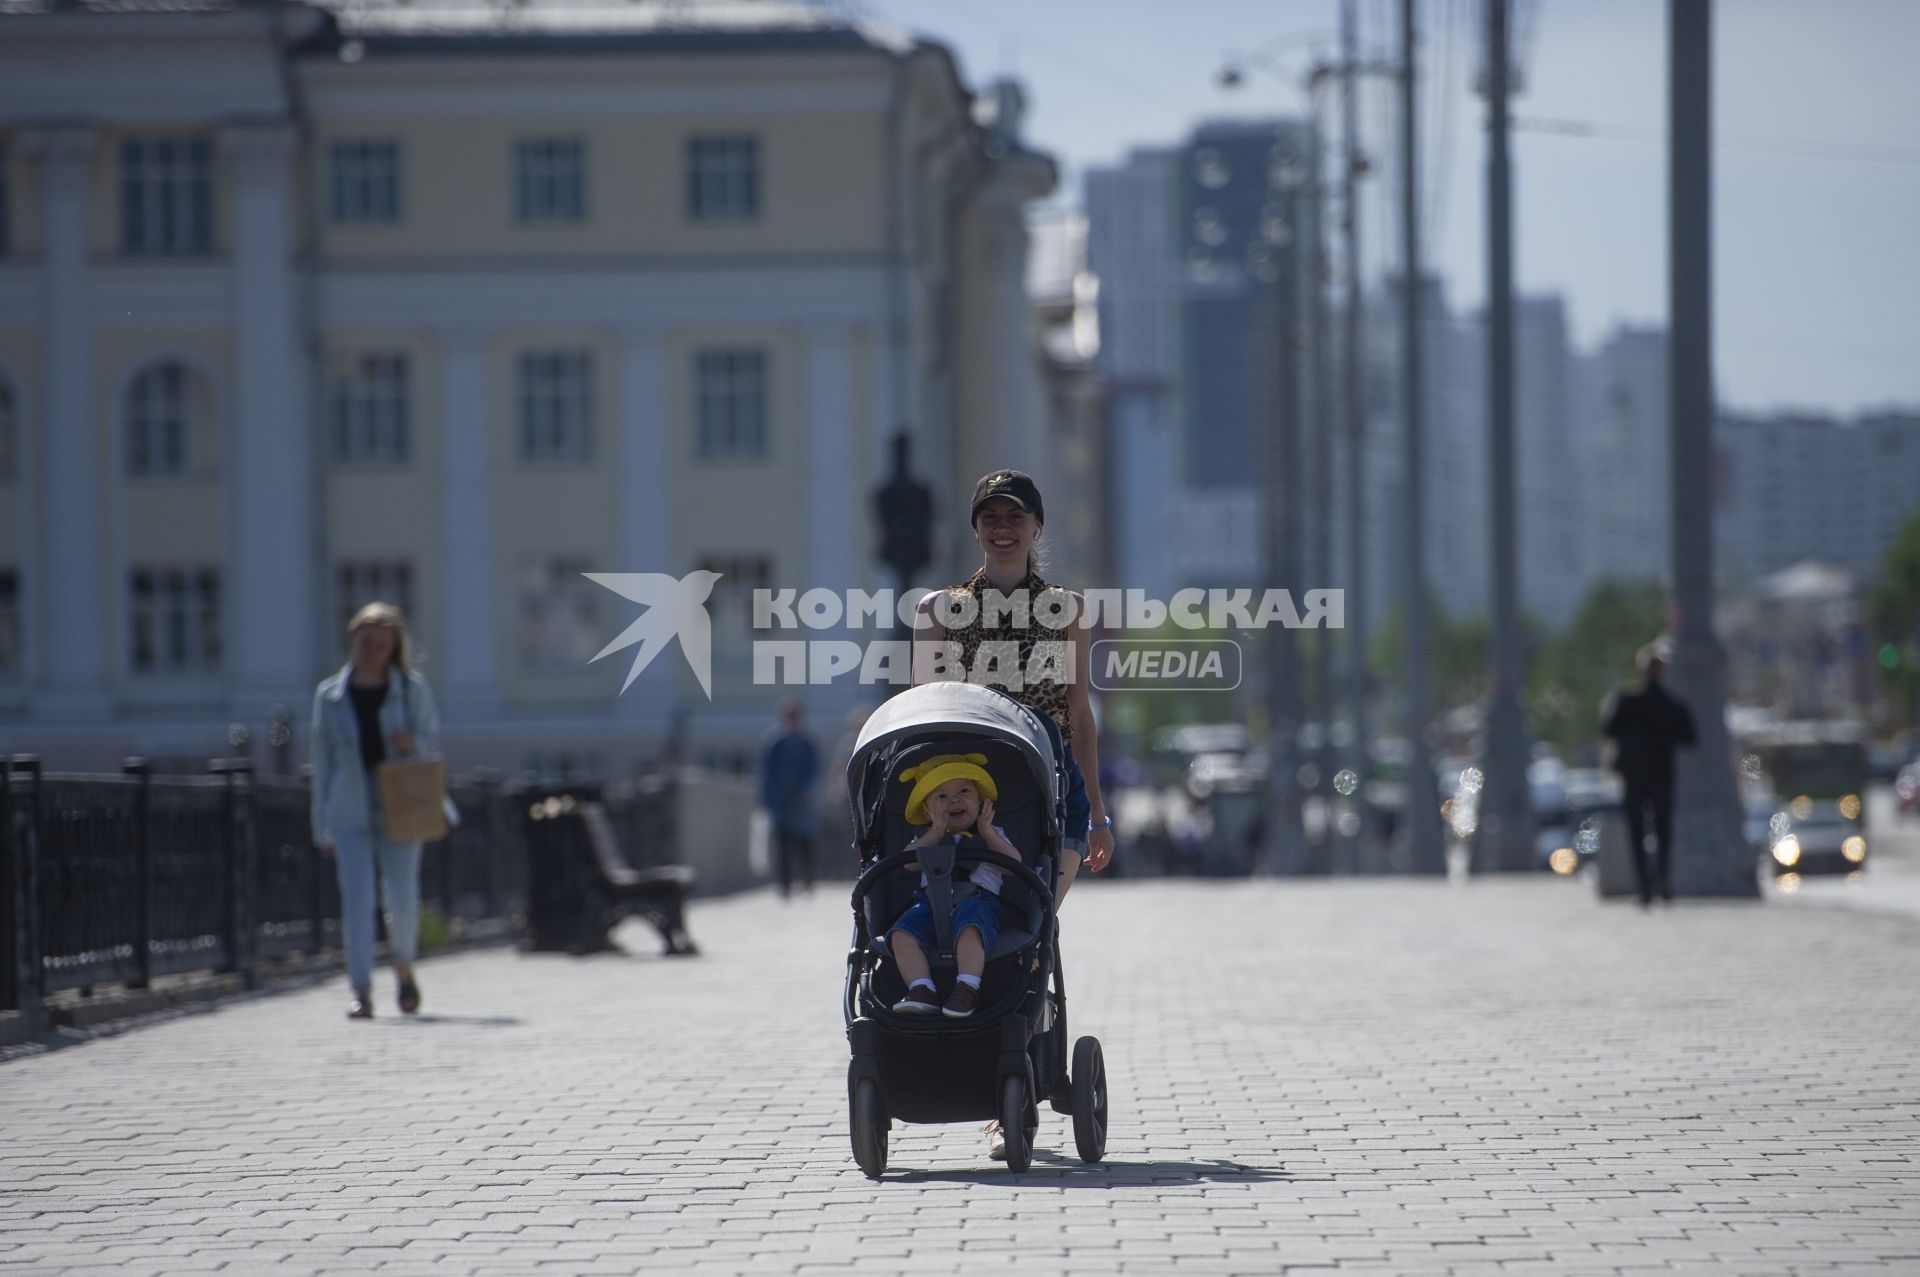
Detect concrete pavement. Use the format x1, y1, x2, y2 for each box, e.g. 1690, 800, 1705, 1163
4, 874, 1920, 1275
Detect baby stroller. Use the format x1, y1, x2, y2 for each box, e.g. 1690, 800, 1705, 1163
842, 681, 1110, 1176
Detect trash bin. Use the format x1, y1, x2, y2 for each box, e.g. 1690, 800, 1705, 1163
1592, 807, 1641, 900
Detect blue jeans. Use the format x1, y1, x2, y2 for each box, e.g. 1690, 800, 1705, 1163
1031, 712, 1090, 851
888, 891, 1003, 958
332, 822, 423, 990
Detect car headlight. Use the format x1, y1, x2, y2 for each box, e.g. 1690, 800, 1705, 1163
1838, 793, 1862, 821
1548, 847, 1578, 876
1842, 835, 1867, 863
1773, 835, 1802, 867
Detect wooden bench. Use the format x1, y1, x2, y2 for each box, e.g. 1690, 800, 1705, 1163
524, 797, 698, 956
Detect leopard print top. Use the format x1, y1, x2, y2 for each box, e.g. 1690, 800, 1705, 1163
938, 566, 1075, 743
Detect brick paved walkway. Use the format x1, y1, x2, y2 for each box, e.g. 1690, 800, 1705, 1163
4, 876, 1919, 1275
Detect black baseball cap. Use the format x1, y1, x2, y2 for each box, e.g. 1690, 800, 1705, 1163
970, 469, 1045, 524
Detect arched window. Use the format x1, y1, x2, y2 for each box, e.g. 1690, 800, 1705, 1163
126, 361, 211, 478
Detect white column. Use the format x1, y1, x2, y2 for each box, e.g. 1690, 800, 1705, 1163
806, 324, 856, 596
221, 124, 312, 712
25, 128, 107, 720
980, 193, 1043, 482
805, 325, 859, 722
437, 326, 498, 715
614, 327, 673, 724
865, 329, 894, 590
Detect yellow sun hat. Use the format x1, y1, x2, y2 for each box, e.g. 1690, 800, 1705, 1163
900, 753, 998, 826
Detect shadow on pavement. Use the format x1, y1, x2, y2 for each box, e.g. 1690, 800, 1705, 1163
887, 1153, 1290, 1186
370, 1014, 523, 1027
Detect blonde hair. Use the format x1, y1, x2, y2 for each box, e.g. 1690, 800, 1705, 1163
347, 601, 411, 671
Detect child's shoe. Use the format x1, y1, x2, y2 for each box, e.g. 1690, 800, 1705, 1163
892, 984, 941, 1014
942, 984, 979, 1018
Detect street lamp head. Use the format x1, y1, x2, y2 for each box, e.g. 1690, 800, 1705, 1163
1217, 64, 1244, 90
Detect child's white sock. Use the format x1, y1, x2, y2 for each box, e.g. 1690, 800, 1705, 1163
956, 973, 982, 990
909, 978, 935, 992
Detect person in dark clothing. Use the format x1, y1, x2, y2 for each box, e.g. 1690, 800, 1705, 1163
757, 699, 822, 898
1602, 645, 1698, 906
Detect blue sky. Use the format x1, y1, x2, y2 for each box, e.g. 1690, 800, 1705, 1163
855, 0, 1920, 415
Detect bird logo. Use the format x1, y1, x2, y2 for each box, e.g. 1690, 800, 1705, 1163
584, 570, 724, 699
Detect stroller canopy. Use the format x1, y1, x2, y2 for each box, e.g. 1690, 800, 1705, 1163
848, 682, 1061, 836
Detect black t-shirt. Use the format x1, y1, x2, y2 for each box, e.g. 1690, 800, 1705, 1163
348, 682, 387, 773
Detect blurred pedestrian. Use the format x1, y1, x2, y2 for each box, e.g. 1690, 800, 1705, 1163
310, 603, 441, 1019
1602, 644, 1697, 906
758, 698, 821, 898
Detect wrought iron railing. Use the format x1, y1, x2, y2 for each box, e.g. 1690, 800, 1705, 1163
0, 755, 612, 1020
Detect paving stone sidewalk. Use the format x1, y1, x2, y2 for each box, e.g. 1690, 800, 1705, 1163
4, 876, 1919, 1275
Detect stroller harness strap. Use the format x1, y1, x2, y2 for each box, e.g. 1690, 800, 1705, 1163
915, 841, 980, 955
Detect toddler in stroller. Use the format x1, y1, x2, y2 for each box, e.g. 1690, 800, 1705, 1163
886, 753, 1022, 1018
843, 681, 1110, 1176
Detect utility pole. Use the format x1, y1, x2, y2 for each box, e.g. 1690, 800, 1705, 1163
1338, 0, 1373, 873
1263, 125, 1307, 878
1308, 97, 1336, 876
1667, 0, 1758, 898
1475, 0, 1535, 873
1396, 0, 1445, 873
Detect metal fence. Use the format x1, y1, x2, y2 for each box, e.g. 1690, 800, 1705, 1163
0, 754, 577, 1020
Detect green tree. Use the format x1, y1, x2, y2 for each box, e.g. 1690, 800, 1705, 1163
1525, 578, 1668, 760
1867, 510, 1920, 728
1367, 595, 1525, 714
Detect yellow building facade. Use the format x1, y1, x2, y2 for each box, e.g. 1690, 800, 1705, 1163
0, 0, 1056, 775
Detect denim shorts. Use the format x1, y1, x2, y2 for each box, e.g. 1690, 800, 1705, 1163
1061, 746, 1090, 853
888, 891, 1002, 956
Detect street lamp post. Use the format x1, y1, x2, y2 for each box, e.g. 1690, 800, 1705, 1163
1475, 0, 1536, 873
1666, 0, 1759, 898
1260, 134, 1308, 878
1396, 0, 1446, 874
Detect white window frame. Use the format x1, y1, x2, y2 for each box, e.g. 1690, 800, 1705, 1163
334, 560, 415, 637
329, 352, 411, 465
520, 556, 602, 673
518, 351, 594, 464
118, 137, 213, 256
328, 140, 402, 224
696, 554, 771, 669
515, 137, 586, 223
126, 362, 202, 478
693, 348, 768, 460
128, 566, 221, 674
686, 135, 759, 220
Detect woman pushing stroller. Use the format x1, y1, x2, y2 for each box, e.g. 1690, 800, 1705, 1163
894, 467, 1113, 1160
912, 469, 1115, 892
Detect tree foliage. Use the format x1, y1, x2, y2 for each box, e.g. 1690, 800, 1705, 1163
1525, 579, 1668, 761
1867, 510, 1920, 727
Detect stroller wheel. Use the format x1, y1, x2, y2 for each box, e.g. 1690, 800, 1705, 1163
1071, 1036, 1108, 1163
999, 1074, 1034, 1173
850, 1077, 888, 1179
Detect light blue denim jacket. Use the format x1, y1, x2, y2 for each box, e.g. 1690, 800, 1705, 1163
309, 662, 442, 846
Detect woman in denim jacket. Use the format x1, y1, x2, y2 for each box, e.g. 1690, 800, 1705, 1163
311, 603, 441, 1020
